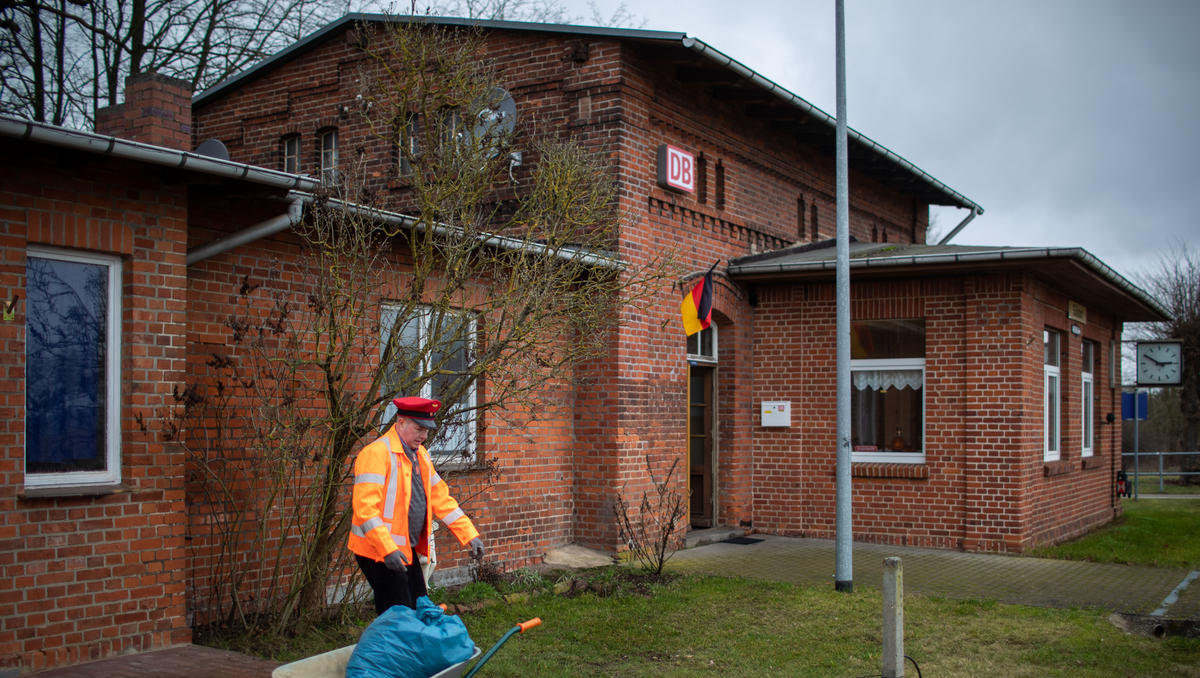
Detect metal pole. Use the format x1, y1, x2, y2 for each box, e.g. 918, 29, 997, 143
882, 557, 904, 678
1158, 449, 1164, 492
834, 0, 853, 592
1133, 388, 1140, 501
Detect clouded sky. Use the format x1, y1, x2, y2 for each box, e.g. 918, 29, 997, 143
560, 0, 1200, 284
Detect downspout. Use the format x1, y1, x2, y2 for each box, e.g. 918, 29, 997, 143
937, 206, 981, 245
186, 193, 307, 265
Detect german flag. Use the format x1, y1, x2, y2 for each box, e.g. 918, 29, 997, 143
680, 268, 713, 336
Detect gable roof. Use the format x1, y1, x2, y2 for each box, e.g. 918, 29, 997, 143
193, 14, 982, 213
728, 239, 1168, 322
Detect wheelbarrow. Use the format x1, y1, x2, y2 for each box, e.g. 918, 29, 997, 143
271, 617, 542, 678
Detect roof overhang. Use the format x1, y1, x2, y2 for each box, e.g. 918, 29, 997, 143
728, 241, 1169, 323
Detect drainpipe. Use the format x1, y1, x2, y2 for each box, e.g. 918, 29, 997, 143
937, 206, 981, 245
186, 194, 307, 265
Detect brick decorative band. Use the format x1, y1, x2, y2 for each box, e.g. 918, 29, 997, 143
851, 463, 930, 479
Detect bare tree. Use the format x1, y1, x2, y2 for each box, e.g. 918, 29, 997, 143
179, 19, 673, 634
1134, 240, 1200, 483
1, 0, 353, 126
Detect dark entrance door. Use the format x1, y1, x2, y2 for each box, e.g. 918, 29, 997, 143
688, 364, 714, 528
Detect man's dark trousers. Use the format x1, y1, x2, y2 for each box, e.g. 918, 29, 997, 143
356, 554, 428, 615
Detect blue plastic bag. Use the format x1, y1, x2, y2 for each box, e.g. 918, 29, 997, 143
345, 596, 475, 678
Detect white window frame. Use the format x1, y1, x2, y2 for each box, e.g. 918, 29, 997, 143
1044, 329, 1061, 462
850, 357, 926, 464
687, 325, 718, 364
319, 129, 338, 184
397, 115, 418, 176
380, 304, 477, 465
24, 247, 122, 489
1081, 341, 1095, 458
282, 134, 301, 174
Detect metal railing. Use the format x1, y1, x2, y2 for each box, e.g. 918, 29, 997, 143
1120, 451, 1200, 494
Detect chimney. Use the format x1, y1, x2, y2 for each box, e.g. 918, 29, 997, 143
94, 72, 193, 150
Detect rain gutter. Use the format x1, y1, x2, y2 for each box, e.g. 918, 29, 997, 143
0, 116, 320, 192
679, 36, 984, 214
728, 246, 1169, 320
186, 192, 623, 270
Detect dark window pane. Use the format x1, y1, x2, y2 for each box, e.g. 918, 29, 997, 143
851, 375, 923, 452
851, 319, 925, 359
25, 256, 109, 473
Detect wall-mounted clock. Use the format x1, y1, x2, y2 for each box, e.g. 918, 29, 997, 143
1135, 341, 1183, 386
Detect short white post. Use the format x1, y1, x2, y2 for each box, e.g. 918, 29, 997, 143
883, 556, 904, 677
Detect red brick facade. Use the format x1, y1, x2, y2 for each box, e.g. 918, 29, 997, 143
0, 140, 193, 672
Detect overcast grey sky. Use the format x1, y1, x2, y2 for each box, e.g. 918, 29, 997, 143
560, 0, 1200, 284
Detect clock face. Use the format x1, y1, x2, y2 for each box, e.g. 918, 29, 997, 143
1136, 341, 1183, 385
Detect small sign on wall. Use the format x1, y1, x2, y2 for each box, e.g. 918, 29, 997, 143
656, 144, 695, 193
761, 401, 791, 427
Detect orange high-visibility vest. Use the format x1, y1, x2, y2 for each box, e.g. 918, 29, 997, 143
347, 425, 480, 564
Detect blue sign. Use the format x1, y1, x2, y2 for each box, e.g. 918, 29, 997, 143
1121, 391, 1148, 421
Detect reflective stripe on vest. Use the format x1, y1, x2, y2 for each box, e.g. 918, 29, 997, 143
382, 437, 399, 521
354, 473, 385, 485
441, 507, 465, 525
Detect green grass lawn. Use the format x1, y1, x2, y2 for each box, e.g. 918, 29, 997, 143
453, 575, 1200, 678
1028, 498, 1200, 568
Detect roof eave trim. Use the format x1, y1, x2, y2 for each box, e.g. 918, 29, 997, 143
728, 246, 1169, 320
0, 116, 321, 192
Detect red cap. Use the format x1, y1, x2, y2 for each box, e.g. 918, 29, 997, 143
393, 396, 441, 429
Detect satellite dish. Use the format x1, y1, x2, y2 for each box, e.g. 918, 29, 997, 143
471, 87, 517, 151
194, 138, 229, 160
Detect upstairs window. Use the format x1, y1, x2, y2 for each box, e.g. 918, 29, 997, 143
1044, 328, 1061, 461
281, 134, 301, 174
25, 247, 122, 489
318, 129, 338, 184
396, 115, 418, 177
851, 319, 925, 463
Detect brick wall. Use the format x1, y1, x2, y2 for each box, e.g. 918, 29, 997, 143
0, 139, 191, 672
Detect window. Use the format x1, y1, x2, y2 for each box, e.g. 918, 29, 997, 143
810, 202, 819, 241
851, 319, 925, 463
715, 160, 726, 210
396, 115, 418, 176
1081, 340, 1095, 458
319, 129, 338, 184
282, 134, 301, 174
381, 304, 476, 464
1044, 328, 1061, 461
25, 248, 122, 488
687, 325, 717, 364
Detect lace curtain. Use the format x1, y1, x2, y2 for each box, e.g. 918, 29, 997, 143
852, 369, 922, 391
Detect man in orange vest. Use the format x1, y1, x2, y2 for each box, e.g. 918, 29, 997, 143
348, 396, 485, 613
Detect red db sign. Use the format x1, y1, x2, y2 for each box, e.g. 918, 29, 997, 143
656, 144, 694, 193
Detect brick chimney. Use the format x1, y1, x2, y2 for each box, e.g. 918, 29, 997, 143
94, 72, 193, 150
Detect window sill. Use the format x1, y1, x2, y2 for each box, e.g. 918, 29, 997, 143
852, 462, 929, 480
1081, 456, 1105, 470
1043, 460, 1073, 477
20, 483, 128, 499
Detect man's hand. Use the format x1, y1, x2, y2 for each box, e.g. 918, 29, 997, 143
469, 537, 485, 560
384, 550, 408, 571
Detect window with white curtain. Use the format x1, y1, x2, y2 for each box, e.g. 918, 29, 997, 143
851, 319, 925, 463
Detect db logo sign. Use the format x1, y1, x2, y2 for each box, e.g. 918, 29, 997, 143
656, 144, 695, 194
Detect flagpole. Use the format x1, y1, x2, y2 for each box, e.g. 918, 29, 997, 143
833, 0, 853, 593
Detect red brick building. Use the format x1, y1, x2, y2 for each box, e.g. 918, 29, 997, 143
0, 16, 1166, 674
